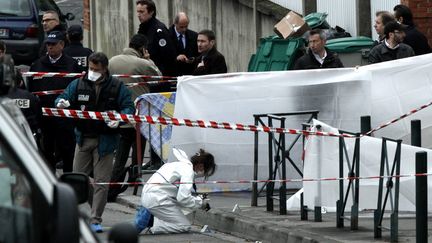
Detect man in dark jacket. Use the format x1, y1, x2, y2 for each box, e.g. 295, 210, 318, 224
293, 29, 344, 70
28, 31, 80, 172
7, 70, 42, 138
394, 4, 431, 56
192, 29, 227, 76
169, 12, 199, 76
368, 21, 415, 64
55, 52, 134, 233
64, 25, 93, 72
136, 0, 176, 92
40, 10, 67, 57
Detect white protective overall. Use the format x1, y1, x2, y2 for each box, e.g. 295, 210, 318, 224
140, 148, 203, 234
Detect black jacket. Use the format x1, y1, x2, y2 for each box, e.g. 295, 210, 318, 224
138, 17, 176, 77
403, 25, 431, 56
28, 53, 80, 107
6, 88, 42, 133
192, 48, 228, 76
169, 25, 199, 76
368, 42, 415, 64
63, 42, 93, 72
293, 48, 344, 70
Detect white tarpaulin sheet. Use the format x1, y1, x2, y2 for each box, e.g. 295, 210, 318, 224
302, 119, 432, 212
170, 54, 432, 192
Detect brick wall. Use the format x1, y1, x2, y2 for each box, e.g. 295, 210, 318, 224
401, 0, 432, 47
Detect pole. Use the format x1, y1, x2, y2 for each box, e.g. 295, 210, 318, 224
415, 151, 427, 243
411, 120, 421, 147
360, 116, 371, 135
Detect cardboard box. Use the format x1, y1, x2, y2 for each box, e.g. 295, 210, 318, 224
274, 11, 310, 39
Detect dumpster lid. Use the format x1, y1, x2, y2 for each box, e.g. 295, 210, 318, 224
326, 36, 375, 53
304, 12, 330, 29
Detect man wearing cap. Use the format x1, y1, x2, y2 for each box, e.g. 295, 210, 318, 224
64, 25, 93, 72
368, 21, 415, 64
28, 31, 80, 172
136, 0, 176, 92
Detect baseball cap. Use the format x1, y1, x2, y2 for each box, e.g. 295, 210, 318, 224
67, 25, 83, 36
45, 31, 65, 44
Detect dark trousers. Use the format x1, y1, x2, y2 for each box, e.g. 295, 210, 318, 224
111, 127, 162, 181
111, 127, 145, 183
40, 116, 75, 172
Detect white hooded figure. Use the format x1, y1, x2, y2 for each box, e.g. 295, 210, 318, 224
140, 148, 216, 234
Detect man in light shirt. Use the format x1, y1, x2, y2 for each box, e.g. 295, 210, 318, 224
293, 29, 344, 70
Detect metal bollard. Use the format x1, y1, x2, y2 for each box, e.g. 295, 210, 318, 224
411, 120, 421, 147
415, 151, 427, 243
360, 116, 371, 135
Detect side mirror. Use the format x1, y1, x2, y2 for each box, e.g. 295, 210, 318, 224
65, 13, 75, 21
108, 223, 138, 243
54, 183, 79, 243
60, 173, 89, 204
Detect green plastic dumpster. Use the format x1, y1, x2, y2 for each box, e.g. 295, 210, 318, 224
325, 36, 375, 67
248, 36, 306, 72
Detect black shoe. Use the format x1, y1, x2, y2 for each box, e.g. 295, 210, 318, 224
107, 191, 118, 202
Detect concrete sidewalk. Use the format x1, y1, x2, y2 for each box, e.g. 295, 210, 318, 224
116, 191, 430, 243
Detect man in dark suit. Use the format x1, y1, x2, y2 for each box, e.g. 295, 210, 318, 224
169, 12, 199, 76
192, 29, 227, 76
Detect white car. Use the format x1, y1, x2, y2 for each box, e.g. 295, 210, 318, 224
0, 97, 136, 242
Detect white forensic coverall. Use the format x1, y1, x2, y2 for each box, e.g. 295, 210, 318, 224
140, 149, 203, 234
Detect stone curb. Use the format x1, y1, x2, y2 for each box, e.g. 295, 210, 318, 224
193, 209, 341, 243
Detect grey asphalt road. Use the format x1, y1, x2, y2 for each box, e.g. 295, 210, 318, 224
78, 201, 254, 243
55, 0, 83, 26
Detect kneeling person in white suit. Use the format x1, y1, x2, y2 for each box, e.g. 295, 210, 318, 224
140, 148, 216, 234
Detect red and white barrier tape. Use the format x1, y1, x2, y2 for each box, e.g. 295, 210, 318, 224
365, 100, 432, 135
32, 80, 177, 96
92, 173, 432, 186
41, 97, 432, 138
42, 108, 354, 137
22, 72, 176, 80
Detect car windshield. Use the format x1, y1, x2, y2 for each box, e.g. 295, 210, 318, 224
36, 0, 59, 12
0, 0, 32, 17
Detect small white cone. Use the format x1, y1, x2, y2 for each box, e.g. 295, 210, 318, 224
200, 225, 211, 233
232, 204, 241, 212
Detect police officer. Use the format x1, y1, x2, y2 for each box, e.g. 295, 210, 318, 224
136, 0, 176, 92
55, 52, 135, 233
0, 54, 39, 147
64, 25, 93, 72
6, 70, 42, 138
29, 31, 80, 172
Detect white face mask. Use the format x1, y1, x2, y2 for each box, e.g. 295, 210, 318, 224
87, 70, 102, 82
194, 171, 205, 178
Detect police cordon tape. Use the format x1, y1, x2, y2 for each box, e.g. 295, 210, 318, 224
91, 173, 432, 186
365, 100, 432, 135
22, 71, 176, 80
42, 96, 432, 138
42, 108, 355, 138
32, 80, 177, 96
